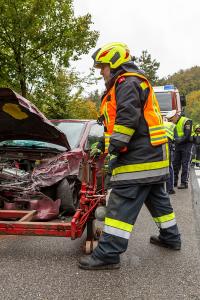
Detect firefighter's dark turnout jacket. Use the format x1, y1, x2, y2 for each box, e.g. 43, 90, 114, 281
99, 62, 169, 185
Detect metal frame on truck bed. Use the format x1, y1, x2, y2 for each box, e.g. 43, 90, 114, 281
0, 159, 105, 253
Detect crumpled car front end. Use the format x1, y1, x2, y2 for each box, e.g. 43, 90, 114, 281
0, 88, 77, 220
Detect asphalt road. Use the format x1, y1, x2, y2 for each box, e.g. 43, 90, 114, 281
0, 169, 200, 300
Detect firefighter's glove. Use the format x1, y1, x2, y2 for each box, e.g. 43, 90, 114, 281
90, 146, 102, 159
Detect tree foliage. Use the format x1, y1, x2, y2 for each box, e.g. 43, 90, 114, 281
32, 69, 83, 118
158, 66, 200, 95
185, 90, 200, 124
31, 69, 98, 119
135, 50, 160, 85
1, 0, 199, 122
0, 0, 99, 97
87, 89, 101, 110
69, 99, 98, 119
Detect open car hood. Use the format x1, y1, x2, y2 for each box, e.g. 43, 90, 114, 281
0, 88, 71, 150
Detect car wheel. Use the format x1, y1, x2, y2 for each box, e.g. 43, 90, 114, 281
69, 180, 80, 209
56, 178, 75, 215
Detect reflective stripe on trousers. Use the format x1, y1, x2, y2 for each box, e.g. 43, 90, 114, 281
104, 217, 133, 239
153, 212, 176, 229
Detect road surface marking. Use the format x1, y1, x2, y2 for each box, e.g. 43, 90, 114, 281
195, 169, 200, 176
194, 168, 200, 188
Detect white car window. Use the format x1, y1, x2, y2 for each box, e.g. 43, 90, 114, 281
87, 123, 104, 148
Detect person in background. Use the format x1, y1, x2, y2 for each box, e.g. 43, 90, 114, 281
166, 110, 193, 189
191, 124, 200, 168
164, 120, 176, 194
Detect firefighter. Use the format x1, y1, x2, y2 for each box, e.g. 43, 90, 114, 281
191, 124, 200, 167
164, 121, 176, 194
166, 110, 193, 189
79, 42, 181, 270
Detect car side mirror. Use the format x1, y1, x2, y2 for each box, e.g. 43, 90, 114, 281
180, 95, 186, 107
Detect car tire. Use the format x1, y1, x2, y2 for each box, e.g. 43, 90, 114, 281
69, 180, 80, 209
56, 178, 76, 215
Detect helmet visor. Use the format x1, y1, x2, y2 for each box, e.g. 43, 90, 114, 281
92, 48, 102, 68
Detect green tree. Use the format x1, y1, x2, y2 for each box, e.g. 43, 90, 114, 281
32, 69, 99, 119
0, 0, 99, 97
32, 69, 84, 119
158, 66, 200, 95
87, 89, 101, 110
136, 50, 160, 85
69, 99, 98, 119
185, 90, 200, 123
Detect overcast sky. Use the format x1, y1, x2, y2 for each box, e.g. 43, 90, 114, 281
73, 0, 200, 91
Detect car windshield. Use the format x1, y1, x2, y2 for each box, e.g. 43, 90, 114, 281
155, 92, 173, 111
0, 121, 85, 151
52, 121, 85, 149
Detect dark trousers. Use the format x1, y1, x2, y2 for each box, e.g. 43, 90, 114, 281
93, 183, 180, 264
173, 143, 193, 185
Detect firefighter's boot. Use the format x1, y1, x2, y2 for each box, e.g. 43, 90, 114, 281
150, 235, 181, 250
78, 255, 120, 270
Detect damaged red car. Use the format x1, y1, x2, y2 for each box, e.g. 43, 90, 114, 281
0, 88, 104, 221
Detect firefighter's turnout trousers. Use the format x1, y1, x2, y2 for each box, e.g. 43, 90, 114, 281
93, 183, 180, 263
173, 143, 193, 185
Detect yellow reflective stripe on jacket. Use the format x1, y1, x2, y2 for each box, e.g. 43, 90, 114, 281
149, 125, 168, 145
164, 142, 169, 160
111, 132, 131, 143
151, 140, 168, 146
104, 133, 110, 153
111, 167, 169, 181
149, 125, 166, 131
150, 137, 168, 144
103, 103, 110, 124
105, 217, 133, 232
114, 124, 135, 136
112, 159, 169, 176
140, 81, 148, 90
153, 212, 175, 223
151, 133, 167, 139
